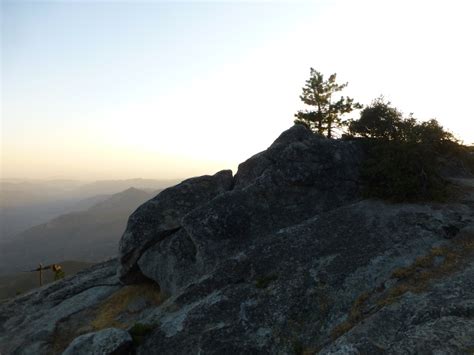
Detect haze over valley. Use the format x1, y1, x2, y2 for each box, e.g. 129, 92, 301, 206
0, 178, 179, 240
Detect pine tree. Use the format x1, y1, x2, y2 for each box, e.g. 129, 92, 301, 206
294, 68, 361, 138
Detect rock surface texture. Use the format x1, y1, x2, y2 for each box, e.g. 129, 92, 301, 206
118, 169, 234, 284
1, 125, 473, 354
0, 260, 121, 354
62, 328, 133, 355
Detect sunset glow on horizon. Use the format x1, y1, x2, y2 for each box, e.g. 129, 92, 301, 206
2, 0, 473, 181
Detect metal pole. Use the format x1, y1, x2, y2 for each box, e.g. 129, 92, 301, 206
39, 263, 43, 286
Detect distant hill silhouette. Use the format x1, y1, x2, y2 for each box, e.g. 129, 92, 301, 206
0, 193, 111, 240
0, 187, 156, 275
0, 178, 180, 240
72, 178, 180, 197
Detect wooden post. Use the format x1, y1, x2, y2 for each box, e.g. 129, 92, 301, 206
39, 263, 43, 286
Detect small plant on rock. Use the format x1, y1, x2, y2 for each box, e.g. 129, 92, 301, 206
255, 274, 278, 289
129, 322, 155, 345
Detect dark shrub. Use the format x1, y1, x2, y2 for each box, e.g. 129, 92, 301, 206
347, 97, 466, 201
361, 141, 448, 202
348, 97, 402, 140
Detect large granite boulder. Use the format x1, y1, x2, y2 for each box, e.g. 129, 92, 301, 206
118, 169, 233, 283
137, 125, 364, 294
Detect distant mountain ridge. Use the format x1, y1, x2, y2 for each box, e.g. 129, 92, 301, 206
0, 187, 156, 275
0, 178, 180, 240
73, 179, 180, 197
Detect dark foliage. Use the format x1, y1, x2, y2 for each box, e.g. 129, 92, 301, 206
348, 97, 456, 147
346, 97, 467, 201
129, 323, 155, 345
255, 274, 278, 289
348, 97, 403, 140
440, 143, 474, 176
361, 141, 449, 202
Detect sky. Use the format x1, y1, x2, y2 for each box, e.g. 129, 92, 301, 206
2, 0, 473, 180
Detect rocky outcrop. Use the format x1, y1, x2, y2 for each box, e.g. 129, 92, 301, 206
1, 125, 473, 354
0, 260, 120, 354
118, 170, 233, 284
62, 328, 133, 355
133, 201, 473, 354
319, 256, 474, 354
134, 125, 363, 294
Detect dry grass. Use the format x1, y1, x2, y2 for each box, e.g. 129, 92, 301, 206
91, 283, 164, 331
413, 254, 434, 268
330, 291, 370, 340
377, 283, 411, 307
331, 320, 354, 341
430, 246, 446, 256
380, 233, 474, 309
390, 267, 412, 280
50, 282, 164, 354
390, 251, 439, 280
315, 282, 332, 317
317, 293, 331, 316
349, 292, 369, 322
331, 232, 474, 340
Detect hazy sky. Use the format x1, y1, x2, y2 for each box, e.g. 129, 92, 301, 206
2, 0, 473, 180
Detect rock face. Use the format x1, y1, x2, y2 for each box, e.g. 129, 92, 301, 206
0, 260, 121, 354
135, 125, 363, 295
118, 169, 234, 284
62, 328, 133, 355
1, 125, 473, 354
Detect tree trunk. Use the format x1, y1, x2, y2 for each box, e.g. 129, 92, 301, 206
327, 119, 332, 138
